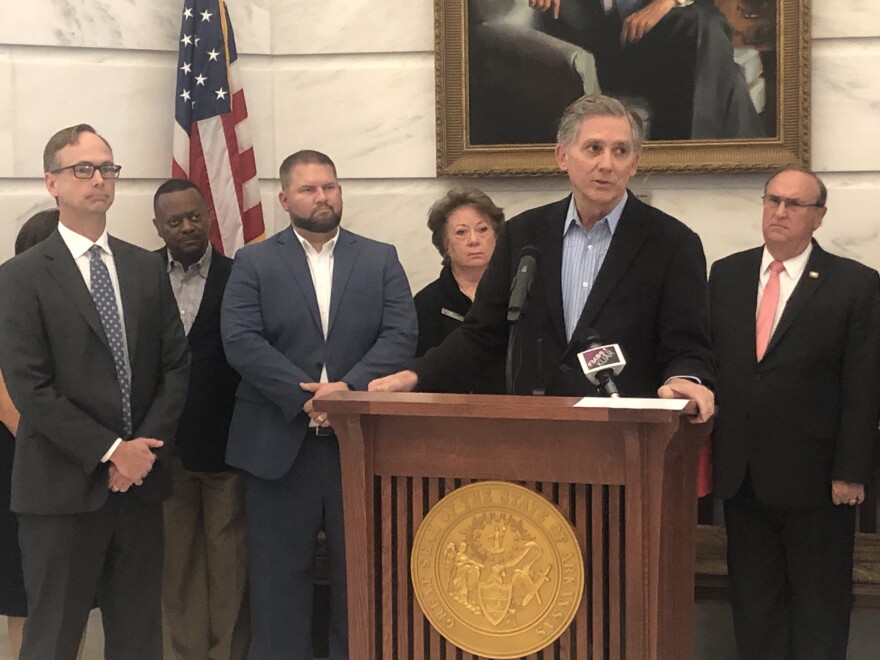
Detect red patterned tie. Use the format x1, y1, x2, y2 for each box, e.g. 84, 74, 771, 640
756, 260, 785, 361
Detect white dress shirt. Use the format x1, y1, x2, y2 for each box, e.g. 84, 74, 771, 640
756, 243, 813, 336
294, 227, 338, 384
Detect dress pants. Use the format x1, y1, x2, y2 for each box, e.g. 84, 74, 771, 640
245, 431, 348, 660
163, 456, 249, 660
724, 473, 856, 660
17, 492, 164, 660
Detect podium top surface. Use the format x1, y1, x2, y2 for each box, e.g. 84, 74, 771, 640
314, 391, 698, 424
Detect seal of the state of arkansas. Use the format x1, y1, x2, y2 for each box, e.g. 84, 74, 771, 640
411, 481, 585, 659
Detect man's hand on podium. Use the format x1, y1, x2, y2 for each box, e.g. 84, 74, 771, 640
658, 377, 715, 423
368, 370, 418, 393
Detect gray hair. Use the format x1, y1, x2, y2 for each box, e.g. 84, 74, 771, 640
556, 94, 643, 153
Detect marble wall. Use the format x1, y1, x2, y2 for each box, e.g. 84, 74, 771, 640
0, 0, 878, 297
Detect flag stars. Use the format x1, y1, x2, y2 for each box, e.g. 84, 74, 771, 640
183, 7, 193, 19
194, 74, 207, 86
194, 36, 200, 47
181, 33, 192, 46
215, 88, 228, 101
180, 61, 192, 74
200, 10, 213, 22
180, 89, 192, 102
207, 49, 220, 62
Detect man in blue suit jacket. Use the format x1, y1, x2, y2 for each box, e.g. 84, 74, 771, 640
221, 150, 417, 660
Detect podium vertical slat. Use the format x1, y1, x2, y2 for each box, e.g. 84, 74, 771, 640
380, 476, 394, 658
427, 478, 443, 660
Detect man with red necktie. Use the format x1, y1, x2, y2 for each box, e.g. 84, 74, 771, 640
708, 167, 880, 659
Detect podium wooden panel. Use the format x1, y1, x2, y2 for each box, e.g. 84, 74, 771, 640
314, 392, 708, 660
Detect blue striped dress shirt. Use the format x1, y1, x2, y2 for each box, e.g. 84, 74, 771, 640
561, 193, 628, 341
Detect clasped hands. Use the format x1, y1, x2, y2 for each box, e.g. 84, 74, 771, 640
301, 381, 350, 428
107, 437, 164, 493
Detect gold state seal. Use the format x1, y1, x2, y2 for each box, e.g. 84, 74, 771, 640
411, 481, 584, 659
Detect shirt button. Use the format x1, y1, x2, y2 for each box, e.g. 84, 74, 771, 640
587, 244, 593, 250
180, 309, 186, 316
582, 281, 589, 288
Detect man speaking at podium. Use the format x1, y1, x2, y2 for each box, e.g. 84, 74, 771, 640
370, 94, 714, 422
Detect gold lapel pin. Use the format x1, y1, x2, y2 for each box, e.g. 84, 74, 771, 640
808, 271, 819, 279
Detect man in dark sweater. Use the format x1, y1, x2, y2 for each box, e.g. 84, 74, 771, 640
153, 179, 247, 660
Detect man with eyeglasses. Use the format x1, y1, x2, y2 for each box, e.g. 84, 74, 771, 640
0, 124, 190, 659
709, 167, 880, 659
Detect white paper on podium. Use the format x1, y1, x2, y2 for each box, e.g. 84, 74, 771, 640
573, 397, 688, 410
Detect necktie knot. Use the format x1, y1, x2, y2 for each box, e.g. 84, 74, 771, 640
89, 244, 103, 260
769, 260, 785, 274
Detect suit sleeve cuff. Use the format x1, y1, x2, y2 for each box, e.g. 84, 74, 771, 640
101, 438, 123, 463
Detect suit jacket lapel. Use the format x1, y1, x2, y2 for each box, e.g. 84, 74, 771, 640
731, 248, 763, 365
43, 231, 107, 345
276, 227, 322, 332
535, 198, 569, 347
111, 237, 141, 356
765, 241, 829, 357
571, 194, 648, 338
328, 229, 358, 333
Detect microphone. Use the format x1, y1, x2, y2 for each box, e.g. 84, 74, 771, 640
576, 331, 626, 398
507, 246, 540, 323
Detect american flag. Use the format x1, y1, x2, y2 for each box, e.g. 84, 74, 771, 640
172, 0, 265, 255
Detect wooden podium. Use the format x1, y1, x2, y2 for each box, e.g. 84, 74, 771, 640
314, 392, 709, 660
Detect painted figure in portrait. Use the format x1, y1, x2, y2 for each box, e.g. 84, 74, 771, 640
467, 0, 776, 144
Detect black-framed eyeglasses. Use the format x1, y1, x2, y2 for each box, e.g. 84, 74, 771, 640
761, 194, 822, 210
50, 163, 122, 180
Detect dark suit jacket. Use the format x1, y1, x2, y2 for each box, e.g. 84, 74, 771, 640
415, 193, 713, 396
709, 242, 880, 506
414, 263, 505, 394
221, 227, 418, 480
158, 247, 240, 473
0, 230, 190, 515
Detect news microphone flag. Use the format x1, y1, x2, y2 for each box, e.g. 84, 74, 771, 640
577, 343, 626, 385
173, 0, 265, 256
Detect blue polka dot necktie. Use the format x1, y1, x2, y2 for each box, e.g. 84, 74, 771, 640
88, 245, 132, 437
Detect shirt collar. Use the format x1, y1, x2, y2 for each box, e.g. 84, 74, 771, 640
563, 191, 627, 236
293, 227, 339, 257
57, 220, 112, 260
761, 242, 813, 280
166, 244, 212, 277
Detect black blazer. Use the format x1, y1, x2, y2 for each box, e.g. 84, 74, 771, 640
0, 230, 190, 515
415, 193, 713, 396
414, 264, 505, 393
709, 242, 880, 506
158, 248, 240, 472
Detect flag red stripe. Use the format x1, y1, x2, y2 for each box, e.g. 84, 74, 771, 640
238, 148, 257, 184
231, 90, 248, 124
220, 113, 246, 220
242, 206, 264, 243
187, 124, 225, 255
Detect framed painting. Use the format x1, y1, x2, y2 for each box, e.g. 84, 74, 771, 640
435, 0, 810, 175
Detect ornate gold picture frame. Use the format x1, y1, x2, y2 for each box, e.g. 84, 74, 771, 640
435, 0, 810, 175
